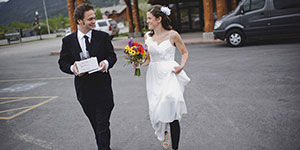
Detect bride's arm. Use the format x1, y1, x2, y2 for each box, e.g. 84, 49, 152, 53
141, 34, 150, 67
141, 51, 150, 67
171, 30, 189, 74
133, 34, 150, 68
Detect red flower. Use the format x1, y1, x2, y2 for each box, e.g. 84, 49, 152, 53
132, 42, 139, 46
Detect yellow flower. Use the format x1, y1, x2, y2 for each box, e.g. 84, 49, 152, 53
129, 49, 136, 55
125, 45, 131, 53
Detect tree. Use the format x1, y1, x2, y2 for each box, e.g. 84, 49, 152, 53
95, 8, 103, 20
203, 0, 214, 32
9, 21, 30, 29
216, 0, 228, 19
124, 0, 134, 34
83, 0, 91, 4
47, 14, 69, 32
133, 0, 141, 33
67, 0, 84, 33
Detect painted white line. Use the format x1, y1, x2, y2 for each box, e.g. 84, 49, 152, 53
17, 133, 56, 150
0, 76, 72, 83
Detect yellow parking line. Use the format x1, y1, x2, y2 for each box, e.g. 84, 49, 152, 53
0, 96, 57, 120
0, 97, 18, 100
0, 106, 32, 113
0, 97, 24, 100
0, 97, 28, 105
0, 96, 57, 99
0, 76, 72, 83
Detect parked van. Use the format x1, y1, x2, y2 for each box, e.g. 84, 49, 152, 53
94, 19, 119, 39
213, 0, 300, 47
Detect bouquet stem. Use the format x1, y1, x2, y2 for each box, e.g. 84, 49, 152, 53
135, 65, 141, 76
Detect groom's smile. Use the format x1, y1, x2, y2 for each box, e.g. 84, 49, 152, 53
81, 9, 96, 32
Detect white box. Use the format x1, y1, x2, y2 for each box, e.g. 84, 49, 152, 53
75, 57, 100, 74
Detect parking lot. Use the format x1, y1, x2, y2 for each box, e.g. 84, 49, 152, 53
0, 37, 300, 150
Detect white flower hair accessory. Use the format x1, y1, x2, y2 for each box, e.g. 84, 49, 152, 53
160, 6, 171, 16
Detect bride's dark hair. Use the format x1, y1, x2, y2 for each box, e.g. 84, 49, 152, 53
148, 5, 172, 37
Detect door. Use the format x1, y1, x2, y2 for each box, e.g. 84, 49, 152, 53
180, 8, 190, 32
178, 1, 203, 32
269, 0, 300, 36
241, 0, 269, 39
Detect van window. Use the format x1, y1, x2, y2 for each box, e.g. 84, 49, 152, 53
97, 21, 107, 27
109, 20, 117, 25
273, 0, 300, 10
243, 0, 265, 12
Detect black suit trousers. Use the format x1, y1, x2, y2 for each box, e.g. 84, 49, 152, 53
81, 101, 114, 150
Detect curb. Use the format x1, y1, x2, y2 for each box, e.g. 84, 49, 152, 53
184, 39, 223, 45
50, 40, 223, 56
50, 51, 60, 56
113, 40, 222, 51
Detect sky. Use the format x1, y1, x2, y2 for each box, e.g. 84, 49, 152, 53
0, 0, 9, 2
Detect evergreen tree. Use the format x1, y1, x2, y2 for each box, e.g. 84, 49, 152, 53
95, 8, 103, 20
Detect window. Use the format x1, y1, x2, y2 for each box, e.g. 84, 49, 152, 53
109, 20, 117, 25
97, 21, 107, 27
243, 0, 250, 12
243, 0, 265, 12
274, 0, 300, 10
251, 0, 265, 10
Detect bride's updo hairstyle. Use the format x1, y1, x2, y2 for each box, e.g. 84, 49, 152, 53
148, 5, 172, 37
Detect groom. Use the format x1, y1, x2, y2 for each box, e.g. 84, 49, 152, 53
58, 3, 117, 150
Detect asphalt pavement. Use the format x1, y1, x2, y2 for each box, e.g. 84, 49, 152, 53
0, 37, 300, 150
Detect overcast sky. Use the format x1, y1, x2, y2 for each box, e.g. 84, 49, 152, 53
0, 0, 9, 2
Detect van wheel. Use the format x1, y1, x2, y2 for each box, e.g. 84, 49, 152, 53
226, 29, 245, 47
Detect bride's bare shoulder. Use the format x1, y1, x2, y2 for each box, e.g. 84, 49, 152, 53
169, 30, 181, 44
170, 30, 180, 39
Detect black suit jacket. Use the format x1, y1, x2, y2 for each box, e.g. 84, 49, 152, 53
58, 30, 117, 105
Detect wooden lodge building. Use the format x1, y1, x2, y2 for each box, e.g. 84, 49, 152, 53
66, 0, 241, 34
148, 0, 242, 33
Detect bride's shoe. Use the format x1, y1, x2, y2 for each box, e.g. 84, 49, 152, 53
162, 131, 170, 149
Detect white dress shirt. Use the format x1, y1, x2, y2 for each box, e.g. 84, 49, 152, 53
70, 30, 109, 74
78, 29, 92, 58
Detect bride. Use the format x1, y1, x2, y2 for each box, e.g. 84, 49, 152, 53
138, 5, 190, 150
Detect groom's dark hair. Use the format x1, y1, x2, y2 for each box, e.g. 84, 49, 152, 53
74, 3, 94, 25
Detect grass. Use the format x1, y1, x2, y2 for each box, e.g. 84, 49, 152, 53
116, 28, 150, 38
116, 32, 128, 37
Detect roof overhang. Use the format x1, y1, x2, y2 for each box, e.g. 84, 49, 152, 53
148, 0, 179, 5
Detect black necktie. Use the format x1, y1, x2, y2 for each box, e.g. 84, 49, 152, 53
83, 35, 90, 52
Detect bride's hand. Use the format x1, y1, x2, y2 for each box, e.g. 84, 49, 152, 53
133, 63, 138, 69
173, 65, 184, 75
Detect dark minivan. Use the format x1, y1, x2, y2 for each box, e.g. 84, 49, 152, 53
213, 0, 300, 47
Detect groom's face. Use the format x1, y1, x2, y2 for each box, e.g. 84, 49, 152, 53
79, 9, 96, 31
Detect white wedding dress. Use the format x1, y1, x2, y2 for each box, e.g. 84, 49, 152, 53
145, 32, 190, 141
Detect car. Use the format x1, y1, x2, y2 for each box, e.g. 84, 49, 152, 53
213, 0, 300, 47
4, 28, 22, 44
65, 27, 71, 36
117, 22, 125, 29
94, 19, 119, 39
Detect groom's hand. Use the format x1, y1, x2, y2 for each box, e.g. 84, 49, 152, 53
73, 61, 84, 76
99, 61, 106, 72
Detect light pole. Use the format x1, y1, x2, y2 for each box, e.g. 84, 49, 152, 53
42, 0, 50, 35
35, 11, 42, 40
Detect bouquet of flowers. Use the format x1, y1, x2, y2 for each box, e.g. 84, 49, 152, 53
124, 40, 148, 76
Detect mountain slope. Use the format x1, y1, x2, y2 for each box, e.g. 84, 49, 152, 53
0, 0, 119, 25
